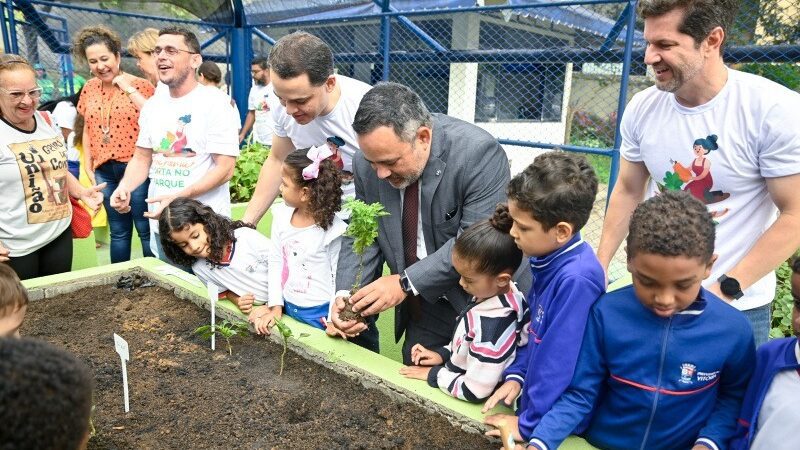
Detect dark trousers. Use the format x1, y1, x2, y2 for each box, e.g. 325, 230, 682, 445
6, 227, 72, 280
400, 297, 458, 365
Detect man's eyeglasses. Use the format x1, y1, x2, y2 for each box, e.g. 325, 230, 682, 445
0, 87, 43, 102
152, 46, 198, 57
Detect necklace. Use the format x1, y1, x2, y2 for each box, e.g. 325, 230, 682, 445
99, 84, 119, 144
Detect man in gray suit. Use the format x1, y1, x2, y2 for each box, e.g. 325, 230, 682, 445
332, 82, 530, 363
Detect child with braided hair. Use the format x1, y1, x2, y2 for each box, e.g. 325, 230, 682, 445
400, 203, 528, 403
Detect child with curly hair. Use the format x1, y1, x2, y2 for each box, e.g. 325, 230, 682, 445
250, 146, 347, 333
399, 204, 528, 403
159, 197, 274, 317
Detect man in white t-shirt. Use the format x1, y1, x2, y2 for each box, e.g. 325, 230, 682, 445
238, 56, 276, 146
110, 27, 239, 257
597, 0, 800, 346
242, 31, 372, 225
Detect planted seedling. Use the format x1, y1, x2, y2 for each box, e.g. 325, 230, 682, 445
274, 317, 293, 375
338, 199, 390, 322
195, 320, 249, 356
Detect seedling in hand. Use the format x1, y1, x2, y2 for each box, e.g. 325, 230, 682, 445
195, 320, 249, 355
339, 199, 389, 322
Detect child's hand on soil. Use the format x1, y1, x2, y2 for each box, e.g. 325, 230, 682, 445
484, 413, 523, 444
410, 344, 443, 366
399, 365, 432, 380
482, 380, 522, 413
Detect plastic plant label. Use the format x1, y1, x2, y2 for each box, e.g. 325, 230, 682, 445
113, 333, 130, 413
207, 282, 219, 351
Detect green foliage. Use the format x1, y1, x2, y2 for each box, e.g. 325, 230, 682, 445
343, 199, 390, 291
344, 199, 390, 255
662, 171, 684, 191
770, 262, 796, 338
568, 110, 616, 183
195, 320, 250, 355
738, 63, 800, 92
274, 318, 293, 375
230, 140, 270, 203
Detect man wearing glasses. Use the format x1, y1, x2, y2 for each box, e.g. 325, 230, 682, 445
109, 26, 239, 261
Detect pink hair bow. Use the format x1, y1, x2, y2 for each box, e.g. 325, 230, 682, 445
302, 145, 335, 180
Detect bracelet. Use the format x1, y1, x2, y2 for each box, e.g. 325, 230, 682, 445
124, 86, 137, 96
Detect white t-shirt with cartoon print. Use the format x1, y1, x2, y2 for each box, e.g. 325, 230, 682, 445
271, 74, 371, 179
247, 83, 276, 145
192, 227, 272, 306
0, 112, 71, 256
620, 68, 800, 311
136, 84, 240, 229
267, 203, 347, 309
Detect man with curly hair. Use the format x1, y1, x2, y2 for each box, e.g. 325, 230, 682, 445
597, 0, 800, 347
0, 338, 94, 450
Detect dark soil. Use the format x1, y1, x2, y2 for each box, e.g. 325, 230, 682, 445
338, 296, 366, 324
23, 282, 494, 449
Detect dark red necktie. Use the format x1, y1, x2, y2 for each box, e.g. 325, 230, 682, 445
402, 180, 422, 321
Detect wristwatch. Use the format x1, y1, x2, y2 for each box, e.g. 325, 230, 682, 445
399, 272, 414, 296
718, 274, 744, 300
123, 86, 137, 96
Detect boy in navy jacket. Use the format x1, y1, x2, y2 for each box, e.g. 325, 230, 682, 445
731, 257, 800, 450
483, 152, 605, 443
527, 191, 755, 450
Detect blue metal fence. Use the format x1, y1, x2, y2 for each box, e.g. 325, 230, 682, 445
3, 0, 799, 279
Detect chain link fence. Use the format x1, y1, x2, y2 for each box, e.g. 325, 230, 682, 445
5, 0, 800, 282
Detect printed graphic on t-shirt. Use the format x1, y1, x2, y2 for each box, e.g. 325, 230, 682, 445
151, 114, 198, 190
156, 114, 195, 157
10, 137, 71, 224
257, 96, 270, 113
281, 239, 312, 294
656, 134, 730, 218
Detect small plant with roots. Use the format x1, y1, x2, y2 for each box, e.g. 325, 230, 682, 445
338, 199, 389, 323
195, 320, 250, 355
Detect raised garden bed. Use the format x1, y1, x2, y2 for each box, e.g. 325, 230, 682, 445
24, 282, 494, 448
21, 259, 595, 449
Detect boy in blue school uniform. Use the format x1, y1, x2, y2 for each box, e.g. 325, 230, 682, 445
483, 152, 606, 443
731, 257, 800, 450
526, 191, 755, 450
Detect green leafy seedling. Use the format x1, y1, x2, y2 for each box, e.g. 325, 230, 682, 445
343, 199, 390, 293
274, 317, 293, 375
195, 320, 250, 356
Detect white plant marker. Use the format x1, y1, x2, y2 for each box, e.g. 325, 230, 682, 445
207, 282, 219, 351
113, 333, 130, 413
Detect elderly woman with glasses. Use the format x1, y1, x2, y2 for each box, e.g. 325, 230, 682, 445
73, 26, 156, 263
0, 54, 104, 279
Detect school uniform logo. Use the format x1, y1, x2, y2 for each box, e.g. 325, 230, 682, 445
679, 363, 697, 384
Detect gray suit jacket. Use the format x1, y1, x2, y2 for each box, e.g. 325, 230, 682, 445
336, 113, 531, 341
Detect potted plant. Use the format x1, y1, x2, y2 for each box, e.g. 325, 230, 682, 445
337, 199, 389, 322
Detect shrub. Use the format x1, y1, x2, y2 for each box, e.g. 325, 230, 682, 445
230, 140, 270, 203
770, 261, 795, 338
